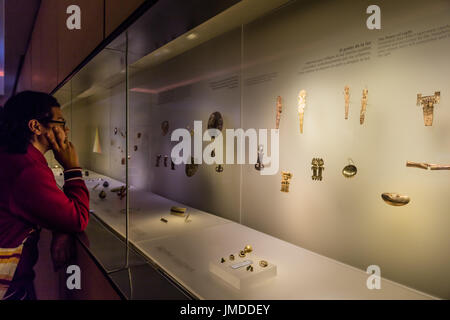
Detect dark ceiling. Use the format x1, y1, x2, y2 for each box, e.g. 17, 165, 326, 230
0, 0, 40, 105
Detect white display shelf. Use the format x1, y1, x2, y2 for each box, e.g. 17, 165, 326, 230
54, 169, 437, 300
209, 254, 277, 290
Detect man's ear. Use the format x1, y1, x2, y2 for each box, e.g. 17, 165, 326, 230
28, 119, 44, 136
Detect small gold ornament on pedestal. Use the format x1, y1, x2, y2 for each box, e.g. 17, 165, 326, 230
297, 90, 307, 133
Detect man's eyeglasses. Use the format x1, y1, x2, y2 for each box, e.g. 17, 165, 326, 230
47, 120, 67, 129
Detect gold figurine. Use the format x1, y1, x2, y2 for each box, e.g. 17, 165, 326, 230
229, 254, 235, 261
275, 96, 282, 129
297, 90, 307, 133
344, 85, 350, 120
360, 88, 368, 125
239, 250, 246, 258
311, 158, 325, 181
221, 257, 226, 263
417, 91, 440, 126
243, 245, 252, 254
259, 260, 268, 268
280, 171, 293, 192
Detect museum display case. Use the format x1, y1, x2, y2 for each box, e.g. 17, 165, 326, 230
51, 0, 449, 299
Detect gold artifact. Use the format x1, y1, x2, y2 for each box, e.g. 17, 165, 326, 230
259, 260, 268, 268
243, 245, 253, 254
344, 85, 350, 120
406, 161, 450, 170
360, 88, 368, 125
221, 258, 226, 263
110, 186, 124, 192
255, 144, 264, 171
311, 158, 324, 181
215, 164, 224, 173
99, 190, 106, 199
160, 218, 168, 223
207, 112, 224, 131
134, 145, 138, 152
111, 186, 127, 200
170, 206, 186, 217
156, 154, 162, 167
381, 193, 410, 206
229, 254, 235, 261
239, 250, 246, 258
342, 158, 357, 178
430, 164, 450, 170
280, 171, 293, 192
275, 96, 282, 129
207, 112, 224, 157
297, 90, 307, 133
161, 121, 169, 136
246, 265, 254, 272
185, 157, 199, 177
137, 132, 142, 139
406, 161, 429, 170
417, 92, 440, 126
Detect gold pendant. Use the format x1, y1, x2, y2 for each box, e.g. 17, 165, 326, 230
360, 88, 368, 125
280, 171, 293, 192
297, 90, 307, 133
311, 158, 324, 181
344, 85, 350, 120
417, 92, 440, 126
275, 96, 282, 129
342, 158, 357, 178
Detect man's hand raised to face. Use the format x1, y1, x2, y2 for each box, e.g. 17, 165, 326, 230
46, 126, 80, 170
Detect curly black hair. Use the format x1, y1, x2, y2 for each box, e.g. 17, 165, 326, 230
0, 91, 61, 153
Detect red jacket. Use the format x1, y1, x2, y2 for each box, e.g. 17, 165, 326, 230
0, 144, 90, 248
0, 144, 89, 295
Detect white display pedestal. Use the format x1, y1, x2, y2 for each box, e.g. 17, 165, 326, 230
209, 254, 277, 290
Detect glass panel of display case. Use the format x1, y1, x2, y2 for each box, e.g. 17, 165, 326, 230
48, 81, 72, 173
52, 0, 447, 299
239, 0, 450, 299
127, 31, 242, 239
54, 34, 133, 271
